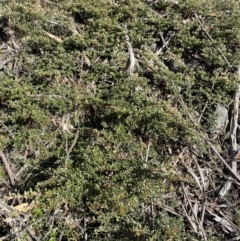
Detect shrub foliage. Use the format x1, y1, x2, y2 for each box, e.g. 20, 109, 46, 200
0, 0, 239, 240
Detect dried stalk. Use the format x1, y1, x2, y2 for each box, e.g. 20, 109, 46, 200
181, 182, 207, 240
207, 141, 240, 183
66, 130, 80, 161
0, 121, 14, 138
219, 66, 240, 196
155, 31, 175, 55
124, 25, 136, 76
145, 139, 151, 163
0, 151, 16, 186
194, 13, 233, 70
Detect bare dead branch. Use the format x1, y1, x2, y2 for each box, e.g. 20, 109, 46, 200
0, 151, 16, 186
66, 130, 80, 161
145, 139, 151, 163
155, 31, 175, 55
227, 236, 240, 241
200, 199, 206, 229
207, 141, 240, 183
181, 182, 207, 240
183, 163, 203, 192
124, 25, 136, 76
0, 121, 14, 138
194, 13, 233, 70
219, 66, 240, 196
0, 198, 14, 213
26, 226, 39, 241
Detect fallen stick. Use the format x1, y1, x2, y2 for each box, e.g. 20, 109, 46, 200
207, 141, 240, 183
194, 13, 233, 70
219, 66, 240, 196
0, 151, 16, 186
124, 25, 136, 76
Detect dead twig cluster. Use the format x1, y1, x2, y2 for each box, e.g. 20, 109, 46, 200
219, 66, 240, 196
175, 148, 240, 239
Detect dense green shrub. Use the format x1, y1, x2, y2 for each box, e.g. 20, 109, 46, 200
0, 0, 239, 240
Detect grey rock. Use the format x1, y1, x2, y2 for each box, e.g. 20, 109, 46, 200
210, 104, 228, 134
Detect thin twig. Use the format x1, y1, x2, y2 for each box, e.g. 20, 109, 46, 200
181, 183, 207, 240
27, 94, 66, 99
219, 66, 240, 196
198, 83, 215, 123
150, 199, 155, 225
194, 13, 233, 70
207, 141, 240, 183
0, 121, 14, 138
193, 155, 205, 192
198, 100, 208, 123
227, 236, 240, 241
145, 139, 151, 163
66, 130, 80, 161
46, 20, 61, 25
0, 198, 14, 213
124, 25, 136, 76
26, 226, 39, 241
156, 31, 175, 55
183, 163, 203, 192
229, 69, 240, 154
42, 218, 55, 240
58, 230, 64, 241
164, 206, 181, 217
200, 199, 206, 229
0, 58, 11, 69
0, 151, 16, 186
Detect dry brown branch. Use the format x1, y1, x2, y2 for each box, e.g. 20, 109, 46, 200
194, 13, 233, 70
191, 155, 207, 229
66, 130, 80, 161
181, 183, 207, 239
164, 206, 181, 217
197, 84, 215, 123
219, 66, 240, 196
0, 199, 38, 240
192, 202, 198, 220
16, 145, 30, 178
200, 199, 206, 229
155, 31, 175, 55
206, 208, 235, 233
227, 236, 240, 241
42, 217, 55, 240
43, 30, 63, 43
58, 230, 64, 241
0, 198, 14, 213
0, 121, 14, 138
26, 226, 39, 241
183, 163, 203, 192
11, 39, 20, 50
182, 203, 198, 233
124, 25, 136, 76
193, 156, 205, 192
69, 17, 83, 35
0, 58, 11, 69
145, 139, 151, 163
207, 141, 240, 183
229, 66, 240, 154
218, 209, 238, 231
150, 200, 155, 225
27, 94, 66, 99
198, 100, 209, 123
0, 151, 16, 186
178, 97, 200, 129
